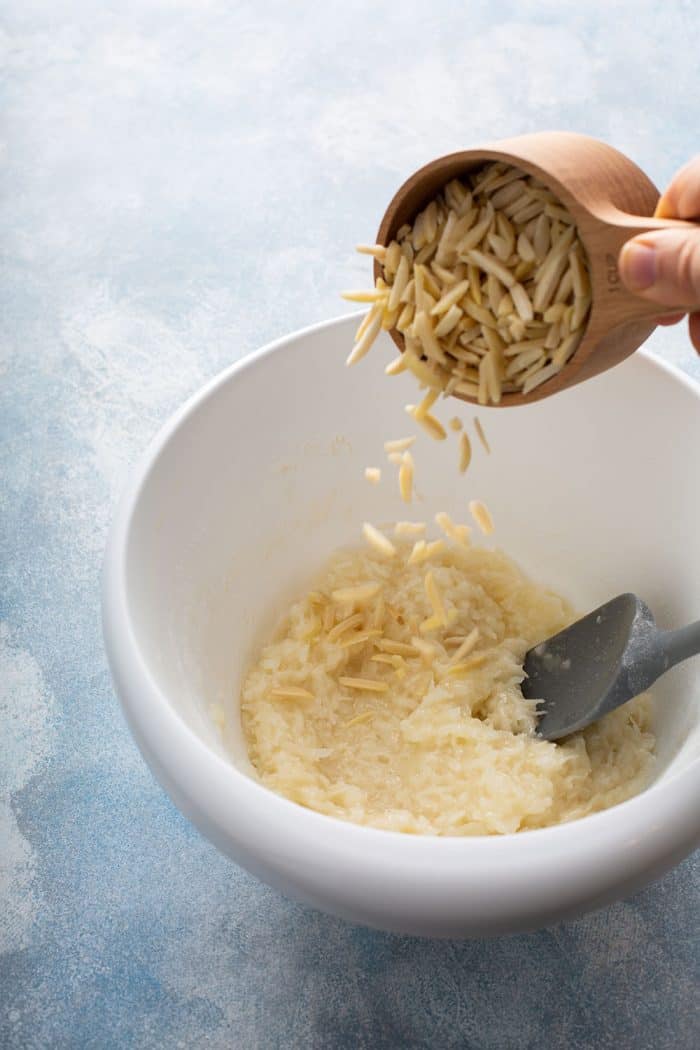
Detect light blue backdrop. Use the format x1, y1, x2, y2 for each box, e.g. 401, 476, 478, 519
1, 2, 698, 1047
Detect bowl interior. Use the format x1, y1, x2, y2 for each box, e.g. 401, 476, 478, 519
125, 316, 700, 800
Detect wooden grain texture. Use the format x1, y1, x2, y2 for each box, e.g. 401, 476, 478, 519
375, 132, 697, 406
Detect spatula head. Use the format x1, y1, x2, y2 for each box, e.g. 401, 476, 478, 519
523, 593, 662, 741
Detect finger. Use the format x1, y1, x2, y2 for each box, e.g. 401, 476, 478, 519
618, 228, 700, 308
689, 312, 700, 353
655, 156, 700, 219
655, 313, 685, 326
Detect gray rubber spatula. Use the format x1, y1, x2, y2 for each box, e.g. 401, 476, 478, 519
523, 594, 700, 741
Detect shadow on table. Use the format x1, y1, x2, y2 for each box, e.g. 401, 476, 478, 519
4, 763, 696, 1050
194, 852, 698, 1050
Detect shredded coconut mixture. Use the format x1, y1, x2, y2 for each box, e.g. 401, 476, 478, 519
241, 538, 654, 835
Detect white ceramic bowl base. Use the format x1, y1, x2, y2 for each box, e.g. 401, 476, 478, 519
103, 315, 700, 937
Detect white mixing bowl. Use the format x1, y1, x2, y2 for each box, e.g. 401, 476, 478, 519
102, 314, 700, 936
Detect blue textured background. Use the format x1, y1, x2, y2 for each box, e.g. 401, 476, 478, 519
2, 2, 699, 1047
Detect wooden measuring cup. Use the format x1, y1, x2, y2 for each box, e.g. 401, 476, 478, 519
375, 131, 694, 406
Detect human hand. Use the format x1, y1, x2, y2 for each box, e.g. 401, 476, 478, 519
618, 156, 700, 353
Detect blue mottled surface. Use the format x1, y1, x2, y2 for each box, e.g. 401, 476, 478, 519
2, 2, 699, 1047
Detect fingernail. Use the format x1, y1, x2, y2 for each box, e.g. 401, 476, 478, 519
620, 241, 657, 291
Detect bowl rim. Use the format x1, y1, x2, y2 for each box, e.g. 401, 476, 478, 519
102, 313, 700, 895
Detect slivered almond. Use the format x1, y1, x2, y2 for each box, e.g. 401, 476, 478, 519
343, 711, 374, 728
411, 635, 436, 663
339, 630, 383, 648
410, 409, 447, 441
414, 310, 447, 364
327, 613, 364, 642
466, 248, 515, 289
362, 523, 396, 559
397, 302, 414, 331
571, 294, 592, 330
356, 243, 387, 260
517, 232, 536, 261
420, 609, 458, 634
522, 361, 561, 395
433, 303, 463, 338
452, 627, 480, 662
385, 354, 408, 376
341, 289, 387, 303
353, 300, 383, 344
469, 499, 495, 535
399, 451, 414, 503
374, 638, 417, 656
384, 436, 416, 453
408, 539, 446, 565
443, 652, 488, 676
331, 583, 381, 603
394, 520, 426, 537
431, 278, 470, 316
543, 302, 566, 324
270, 686, 314, 701
510, 283, 534, 322
339, 676, 390, 693
424, 571, 447, 625
414, 389, 439, 420
435, 511, 471, 546
385, 241, 401, 272
459, 431, 472, 473
370, 653, 396, 667
346, 308, 383, 366
464, 300, 498, 328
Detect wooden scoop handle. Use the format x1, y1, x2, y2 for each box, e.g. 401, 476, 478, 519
595, 209, 699, 323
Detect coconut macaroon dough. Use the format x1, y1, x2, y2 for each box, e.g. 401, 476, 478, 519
241, 531, 654, 836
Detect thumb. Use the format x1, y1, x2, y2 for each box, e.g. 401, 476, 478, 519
618, 228, 700, 309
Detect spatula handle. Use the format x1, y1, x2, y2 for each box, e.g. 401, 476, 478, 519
659, 619, 700, 672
